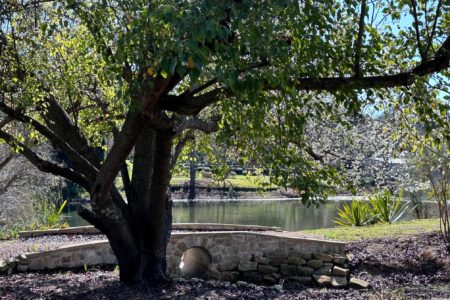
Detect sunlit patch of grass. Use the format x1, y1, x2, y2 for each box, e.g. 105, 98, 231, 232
170, 175, 277, 189
301, 218, 440, 241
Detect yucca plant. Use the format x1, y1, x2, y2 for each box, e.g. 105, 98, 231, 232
334, 200, 374, 227
369, 189, 413, 224
47, 200, 68, 228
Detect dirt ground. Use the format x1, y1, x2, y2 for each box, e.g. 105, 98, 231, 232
1, 231, 450, 299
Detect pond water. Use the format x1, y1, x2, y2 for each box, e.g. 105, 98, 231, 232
62, 198, 435, 231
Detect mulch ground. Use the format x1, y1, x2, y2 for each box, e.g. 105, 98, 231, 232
1, 232, 450, 299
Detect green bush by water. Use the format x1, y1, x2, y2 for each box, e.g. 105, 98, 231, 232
335, 190, 413, 227
334, 200, 375, 227
369, 189, 413, 224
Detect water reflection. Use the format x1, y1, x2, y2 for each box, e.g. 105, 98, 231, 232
63, 199, 435, 231
172, 200, 344, 231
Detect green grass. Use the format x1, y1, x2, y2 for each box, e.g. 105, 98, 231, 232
301, 218, 441, 241
170, 175, 277, 189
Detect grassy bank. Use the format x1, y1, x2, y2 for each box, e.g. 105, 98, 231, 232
301, 218, 440, 241
170, 175, 276, 189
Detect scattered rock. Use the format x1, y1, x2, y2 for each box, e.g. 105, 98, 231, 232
306, 260, 323, 269
313, 263, 333, 276
346, 253, 354, 262
0, 259, 8, 272
313, 275, 332, 287
236, 281, 248, 287
349, 277, 370, 289
331, 276, 348, 288
332, 266, 349, 276
273, 284, 283, 291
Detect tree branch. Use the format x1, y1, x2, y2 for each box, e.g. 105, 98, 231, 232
290, 73, 415, 91
170, 131, 194, 172
160, 88, 225, 115
0, 100, 99, 179
43, 95, 102, 168
413, 34, 450, 76
410, 0, 427, 61
179, 116, 221, 134
0, 128, 90, 189
425, 0, 443, 54
354, 0, 366, 77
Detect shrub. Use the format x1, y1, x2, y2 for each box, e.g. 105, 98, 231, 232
369, 189, 413, 224
31, 190, 68, 229
334, 200, 374, 227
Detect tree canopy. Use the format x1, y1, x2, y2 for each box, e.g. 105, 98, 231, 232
0, 0, 449, 283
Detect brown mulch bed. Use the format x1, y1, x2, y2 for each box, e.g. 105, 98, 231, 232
1, 232, 450, 299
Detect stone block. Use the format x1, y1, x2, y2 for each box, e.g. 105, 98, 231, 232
288, 252, 302, 257
238, 261, 257, 272
279, 264, 297, 276
263, 274, 277, 285
208, 270, 221, 280
28, 259, 45, 271
264, 250, 288, 259
331, 276, 348, 288
272, 272, 280, 280
313, 253, 333, 263
313, 263, 333, 276
242, 271, 263, 283
297, 266, 314, 276
270, 258, 288, 266
306, 259, 323, 269
313, 275, 332, 287
349, 277, 370, 288
332, 256, 347, 266
301, 252, 312, 260
257, 264, 278, 274
173, 249, 184, 257
287, 256, 306, 265
16, 265, 28, 272
221, 271, 239, 282
332, 266, 349, 276
254, 255, 270, 265
177, 242, 188, 252
218, 261, 238, 271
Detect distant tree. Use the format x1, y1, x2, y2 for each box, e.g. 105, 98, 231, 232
0, 0, 448, 284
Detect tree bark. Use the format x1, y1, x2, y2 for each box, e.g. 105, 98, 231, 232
188, 149, 197, 200
83, 123, 175, 284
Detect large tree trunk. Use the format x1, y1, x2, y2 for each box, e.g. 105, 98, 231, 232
82, 124, 174, 285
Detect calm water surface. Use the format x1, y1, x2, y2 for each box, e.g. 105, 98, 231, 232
63, 199, 355, 231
